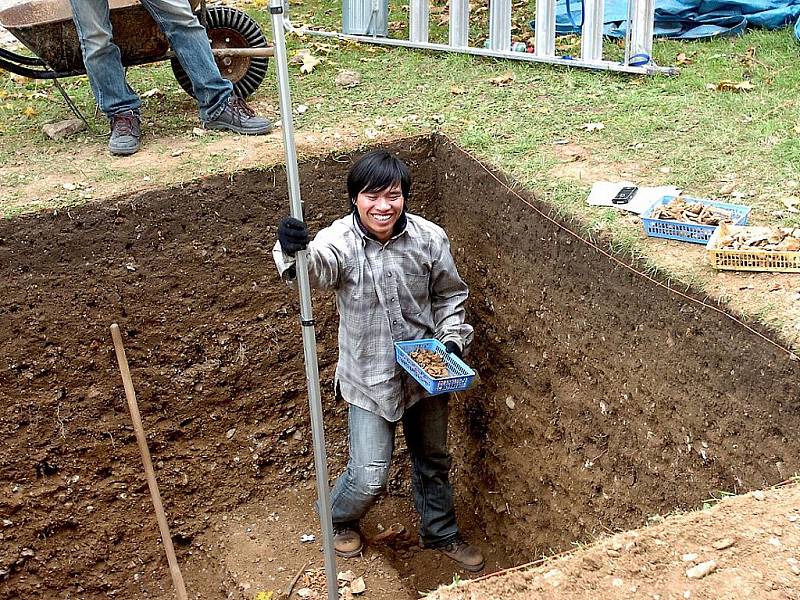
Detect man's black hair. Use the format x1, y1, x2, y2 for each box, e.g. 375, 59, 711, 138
347, 150, 411, 207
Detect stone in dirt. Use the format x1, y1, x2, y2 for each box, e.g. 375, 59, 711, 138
711, 538, 735, 550
42, 119, 85, 140
685, 560, 717, 579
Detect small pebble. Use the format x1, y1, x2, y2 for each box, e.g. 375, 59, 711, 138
686, 560, 717, 579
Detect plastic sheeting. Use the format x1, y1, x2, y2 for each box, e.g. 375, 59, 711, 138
546, 0, 800, 41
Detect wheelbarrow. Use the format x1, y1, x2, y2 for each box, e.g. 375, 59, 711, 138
0, 0, 275, 100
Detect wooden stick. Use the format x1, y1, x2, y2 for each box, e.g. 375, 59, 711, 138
284, 561, 310, 599
110, 324, 189, 600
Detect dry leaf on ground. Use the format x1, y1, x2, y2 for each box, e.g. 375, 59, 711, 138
489, 72, 516, 86
451, 85, 467, 95
676, 52, 694, 65
707, 80, 755, 92
290, 50, 321, 74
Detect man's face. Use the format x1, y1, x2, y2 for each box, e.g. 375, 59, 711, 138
354, 182, 405, 242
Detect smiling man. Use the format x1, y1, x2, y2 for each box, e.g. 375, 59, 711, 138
273, 150, 485, 572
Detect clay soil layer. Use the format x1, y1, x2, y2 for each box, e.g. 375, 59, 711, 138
1, 134, 798, 599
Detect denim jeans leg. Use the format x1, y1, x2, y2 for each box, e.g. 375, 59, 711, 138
69, 0, 140, 117
140, 0, 233, 121
402, 395, 459, 547
329, 404, 395, 525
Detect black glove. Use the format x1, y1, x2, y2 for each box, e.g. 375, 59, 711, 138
278, 216, 309, 256
444, 341, 462, 359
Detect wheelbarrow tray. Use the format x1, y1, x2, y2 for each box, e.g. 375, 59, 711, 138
0, 0, 172, 73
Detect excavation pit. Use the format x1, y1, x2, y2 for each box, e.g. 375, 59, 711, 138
1, 134, 798, 599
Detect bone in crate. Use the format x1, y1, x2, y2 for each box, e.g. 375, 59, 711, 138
409, 349, 449, 379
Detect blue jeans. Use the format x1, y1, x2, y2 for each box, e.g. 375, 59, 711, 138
330, 396, 459, 547
69, 0, 232, 120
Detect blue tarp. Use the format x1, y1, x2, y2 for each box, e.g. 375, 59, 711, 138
547, 0, 800, 41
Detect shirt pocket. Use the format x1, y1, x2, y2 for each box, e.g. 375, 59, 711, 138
399, 271, 430, 314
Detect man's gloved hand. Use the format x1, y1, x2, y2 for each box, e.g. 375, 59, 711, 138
278, 216, 309, 256
444, 341, 462, 359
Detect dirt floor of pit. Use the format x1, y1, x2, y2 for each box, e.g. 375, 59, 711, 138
2, 134, 799, 600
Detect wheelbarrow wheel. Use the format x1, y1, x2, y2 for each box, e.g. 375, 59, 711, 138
171, 6, 268, 100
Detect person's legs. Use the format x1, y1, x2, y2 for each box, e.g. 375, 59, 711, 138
403, 395, 484, 571
69, 0, 140, 117
139, 0, 231, 121
402, 395, 458, 546
330, 404, 396, 525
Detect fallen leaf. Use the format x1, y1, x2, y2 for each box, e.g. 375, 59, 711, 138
141, 87, 162, 98
505, 396, 516, 409
300, 52, 321, 74
337, 570, 356, 582
488, 72, 516, 86
676, 52, 693, 65
712, 80, 754, 92
291, 50, 321, 74
450, 85, 467, 95
295, 104, 309, 115
24, 106, 37, 118
582, 122, 605, 132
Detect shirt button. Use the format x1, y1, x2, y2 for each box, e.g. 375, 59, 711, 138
392, 320, 397, 325
391, 297, 396, 302
387, 272, 392, 278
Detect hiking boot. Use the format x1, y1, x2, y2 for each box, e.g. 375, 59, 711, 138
108, 111, 141, 156
203, 95, 274, 135
333, 523, 363, 558
437, 537, 485, 572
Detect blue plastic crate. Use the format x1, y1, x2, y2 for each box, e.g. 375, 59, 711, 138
642, 196, 751, 245
394, 339, 475, 396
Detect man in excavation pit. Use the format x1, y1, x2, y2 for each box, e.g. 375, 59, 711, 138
273, 149, 485, 572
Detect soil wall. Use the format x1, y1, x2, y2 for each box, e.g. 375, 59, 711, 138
430, 136, 800, 562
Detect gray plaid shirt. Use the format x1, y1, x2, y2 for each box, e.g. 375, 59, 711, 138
273, 213, 473, 421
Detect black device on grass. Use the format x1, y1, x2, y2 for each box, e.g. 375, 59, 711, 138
612, 186, 638, 204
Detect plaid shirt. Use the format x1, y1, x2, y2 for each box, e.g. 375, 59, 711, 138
273, 213, 473, 421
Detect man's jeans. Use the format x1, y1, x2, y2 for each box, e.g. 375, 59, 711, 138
330, 396, 459, 547
69, 0, 232, 120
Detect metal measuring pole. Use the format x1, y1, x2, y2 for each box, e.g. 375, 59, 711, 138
268, 2, 338, 599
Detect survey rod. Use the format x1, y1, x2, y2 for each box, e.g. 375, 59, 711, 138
268, 2, 338, 599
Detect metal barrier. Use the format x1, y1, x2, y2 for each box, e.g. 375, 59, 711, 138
280, 0, 677, 76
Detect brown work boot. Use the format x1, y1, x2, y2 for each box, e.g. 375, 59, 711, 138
437, 537, 485, 572
333, 523, 363, 558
